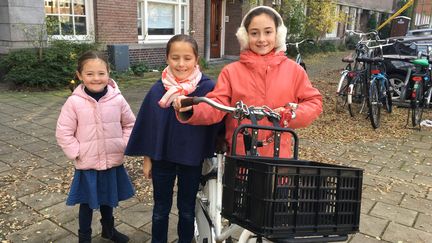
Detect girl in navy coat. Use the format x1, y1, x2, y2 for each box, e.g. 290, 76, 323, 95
125, 34, 221, 243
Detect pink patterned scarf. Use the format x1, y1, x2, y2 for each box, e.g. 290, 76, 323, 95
158, 65, 202, 108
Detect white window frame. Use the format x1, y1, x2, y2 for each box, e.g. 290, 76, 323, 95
44, 0, 95, 41
137, 0, 189, 44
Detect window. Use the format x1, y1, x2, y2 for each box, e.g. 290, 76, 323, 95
326, 5, 339, 38
45, 0, 93, 39
137, 0, 189, 43
347, 7, 357, 31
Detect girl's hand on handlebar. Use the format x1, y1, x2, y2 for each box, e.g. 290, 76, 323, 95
173, 95, 193, 112
143, 156, 152, 179
274, 103, 298, 127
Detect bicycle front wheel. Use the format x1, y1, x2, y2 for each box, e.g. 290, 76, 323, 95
368, 80, 381, 129
348, 77, 366, 117
336, 72, 349, 113
411, 82, 424, 127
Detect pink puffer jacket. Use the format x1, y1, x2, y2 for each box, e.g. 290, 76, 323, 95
56, 79, 136, 170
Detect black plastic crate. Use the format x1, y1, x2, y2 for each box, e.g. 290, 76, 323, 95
221, 155, 363, 239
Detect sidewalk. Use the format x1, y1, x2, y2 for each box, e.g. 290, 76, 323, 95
1, 52, 432, 243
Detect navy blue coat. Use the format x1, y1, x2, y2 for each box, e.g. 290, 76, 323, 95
125, 75, 222, 166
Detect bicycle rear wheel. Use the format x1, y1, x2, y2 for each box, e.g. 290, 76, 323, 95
348, 77, 366, 117
336, 72, 349, 113
411, 82, 424, 127
368, 80, 381, 129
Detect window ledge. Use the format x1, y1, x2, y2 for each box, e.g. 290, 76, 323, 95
130, 42, 166, 49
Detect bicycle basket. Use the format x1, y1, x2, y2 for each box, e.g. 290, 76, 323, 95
221, 156, 363, 239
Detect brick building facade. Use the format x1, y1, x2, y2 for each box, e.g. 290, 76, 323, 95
0, 0, 402, 69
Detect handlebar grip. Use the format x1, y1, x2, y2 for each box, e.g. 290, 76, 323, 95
180, 97, 196, 108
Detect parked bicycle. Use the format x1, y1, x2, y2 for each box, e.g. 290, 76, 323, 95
182, 97, 364, 243
359, 40, 395, 129
286, 39, 315, 71
336, 30, 378, 115
399, 45, 432, 128
337, 42, 369, 116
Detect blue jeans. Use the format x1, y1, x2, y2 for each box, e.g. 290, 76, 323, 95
151, 160, 202, 243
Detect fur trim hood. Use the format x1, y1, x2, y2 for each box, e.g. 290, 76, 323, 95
236, 6, 287, 53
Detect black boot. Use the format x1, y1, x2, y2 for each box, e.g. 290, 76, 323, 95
100, 217, 129, 243
78, 229, 92, 243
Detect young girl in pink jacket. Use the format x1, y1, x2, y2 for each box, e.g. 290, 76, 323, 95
174, 6, 322, 157
56, 51, 136, 243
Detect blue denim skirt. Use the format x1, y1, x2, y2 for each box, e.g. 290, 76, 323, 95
66, 165, 135, 209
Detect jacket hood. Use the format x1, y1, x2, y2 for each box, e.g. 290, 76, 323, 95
236, 6, 287, 53
73, 78, 121, 101
239, 50, 287, 66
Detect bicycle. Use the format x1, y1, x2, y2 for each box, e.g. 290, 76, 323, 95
286, 39, 315, 71
399, 45, 432, 128
353, 40, 395, 129
337, 43, 369, 117
336, 30, 378, 115
181, 97, 364, 243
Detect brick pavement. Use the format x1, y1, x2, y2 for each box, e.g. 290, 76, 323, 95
1, 53, 432, 242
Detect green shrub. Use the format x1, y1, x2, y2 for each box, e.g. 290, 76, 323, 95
199, 57, 208, 70
131, 61, 149, 76
337, 44, 347, 51
110, 68, 134, 81
155, 64, 167, 72
0, 40, 98, 90
319, 41, 337, 53
345, 35, 361, 50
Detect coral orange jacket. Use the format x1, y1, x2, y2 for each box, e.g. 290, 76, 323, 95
181, 50, 322, 158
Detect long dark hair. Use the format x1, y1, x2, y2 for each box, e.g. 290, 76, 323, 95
243, 8, 280, 31
166, 34, 199, 58
76, 51, 109, 73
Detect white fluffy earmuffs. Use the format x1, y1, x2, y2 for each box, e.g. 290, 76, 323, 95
236, 6, 287, 53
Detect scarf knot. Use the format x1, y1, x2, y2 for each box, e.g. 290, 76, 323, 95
158, 65, 202, 108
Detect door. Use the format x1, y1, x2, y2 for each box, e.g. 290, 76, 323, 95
210, 0, 222, 58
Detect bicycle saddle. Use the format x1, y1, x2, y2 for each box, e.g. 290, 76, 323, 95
356, 57, 384, 64
342, 55, 354, 63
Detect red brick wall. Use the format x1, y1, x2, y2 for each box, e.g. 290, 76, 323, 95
224, 1, 243, 56
190, 0, 205, 57
94, 0, 138, 44
129, 48, 166, 68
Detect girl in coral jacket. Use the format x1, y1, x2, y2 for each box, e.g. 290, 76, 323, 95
56, 51, 135, 243
174, 6, 322, 158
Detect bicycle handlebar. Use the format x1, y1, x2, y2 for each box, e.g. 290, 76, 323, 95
286, 39, 315, 46
180, 96, 282, 121
366, 42, 396, 49
345, 30, 379, 39
180, 97, 300, 159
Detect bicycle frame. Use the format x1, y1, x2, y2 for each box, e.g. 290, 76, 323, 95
191, 99, 283, 242
195, 154, 244, 242
286, 39, 314, 71
347, 69, 368, 114
336, 32, 373, 114
188, 98, 354, 243
397, 42, 432, 128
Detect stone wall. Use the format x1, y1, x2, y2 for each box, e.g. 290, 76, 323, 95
0, 0, 45, 54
